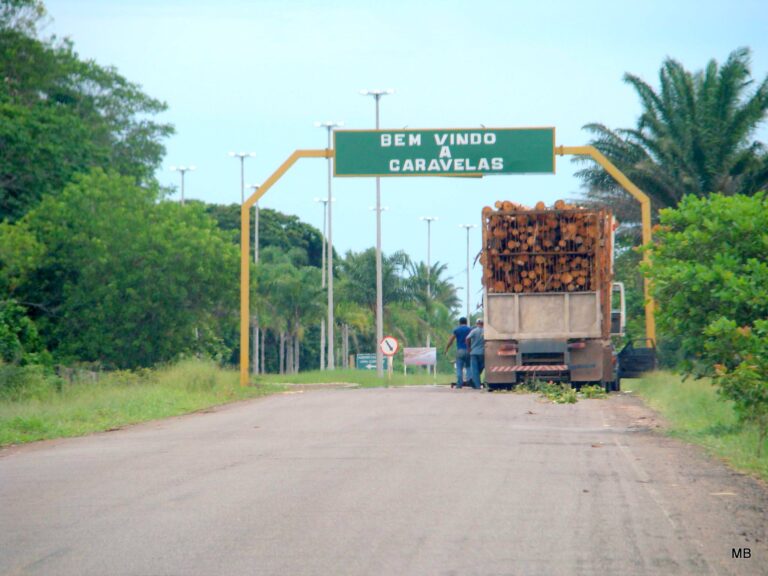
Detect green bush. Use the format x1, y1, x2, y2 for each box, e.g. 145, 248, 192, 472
704, 318, 768, 456
644, 193, 768, 373
0, 363, 61, 401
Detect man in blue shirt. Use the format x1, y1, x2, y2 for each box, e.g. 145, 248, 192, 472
444, 317, 471, 388
466, 319, 485, 390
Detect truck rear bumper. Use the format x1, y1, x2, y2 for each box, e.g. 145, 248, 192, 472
489, 365, 569, 373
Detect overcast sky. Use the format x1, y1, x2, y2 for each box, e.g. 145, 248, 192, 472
43, 0, 768, 315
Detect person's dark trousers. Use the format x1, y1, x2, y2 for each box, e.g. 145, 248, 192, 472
470, 354, 484, 389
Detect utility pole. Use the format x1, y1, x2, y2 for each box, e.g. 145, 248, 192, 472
314, 197, 330, 370
314, 121, 343, 370
420, 216, 437, 374
459, 224, 476, 320
170, 165, 195, 205
360, 89, 394, 377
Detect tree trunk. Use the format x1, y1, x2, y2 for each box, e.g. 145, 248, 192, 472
343, 324, 349, 368
319, 319, 325, 371
294, 332, 300, 373
279, 331, 285, 375
261, 328, 266, 374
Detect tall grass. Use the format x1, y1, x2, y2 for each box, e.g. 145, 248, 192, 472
631, 371, 768, 480
0, 359, 283, 447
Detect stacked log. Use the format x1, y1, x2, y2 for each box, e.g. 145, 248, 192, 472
481, 200, 609, 294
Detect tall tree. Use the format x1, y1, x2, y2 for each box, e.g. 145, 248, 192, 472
16, 169, 239, 368
574, 48, 768, 225
1, 3, 173, 221
202, 203, 324, 268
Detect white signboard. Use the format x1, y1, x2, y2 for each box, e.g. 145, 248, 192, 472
404, 347, 437, 366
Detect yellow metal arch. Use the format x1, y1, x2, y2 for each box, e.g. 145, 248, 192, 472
240, 149, 331, 386
239, 143, 656, 386
556, 146, 656, 343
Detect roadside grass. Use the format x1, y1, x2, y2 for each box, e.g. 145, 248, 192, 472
1, 362, 452, 448
253, 368, 453, 388
0, 359, 284, 447
629, 371, 768, 481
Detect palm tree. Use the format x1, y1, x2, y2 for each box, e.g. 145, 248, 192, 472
405, 260, 461, 312
574, 47, 768, 225
254, 247, 324, 373
336, 248, 411, 316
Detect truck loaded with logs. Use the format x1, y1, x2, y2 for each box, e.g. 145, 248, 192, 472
480, 199, 629, 392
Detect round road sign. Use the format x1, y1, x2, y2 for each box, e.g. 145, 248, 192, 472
379, 336, 399, 356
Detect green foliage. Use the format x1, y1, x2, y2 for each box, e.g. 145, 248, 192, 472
644, 193, 768, 369
518, 380, 578, 403
0, 0, 46, 35
704, 318, 768, 455
0, 299, 46, 364
575, 48, 768, 225
0, 10, 173, 221
613, 235, 646, 339
16, 169, 239, 368
0, 362, 61, 401
0, 358, 283, 446
202, 203, 324, 268
579, 385, 608, 399
0, 221, 43, 294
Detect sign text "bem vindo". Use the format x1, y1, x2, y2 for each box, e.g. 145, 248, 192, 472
333, 128, 555, 177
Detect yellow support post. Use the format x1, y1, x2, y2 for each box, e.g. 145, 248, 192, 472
240, 149, 332, 386
557, 145, 656, 342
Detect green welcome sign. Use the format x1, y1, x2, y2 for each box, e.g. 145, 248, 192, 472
334, 127, 555, 177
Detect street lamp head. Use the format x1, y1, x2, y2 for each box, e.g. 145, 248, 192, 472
360, 88, 395, 97
420, 216, 438, 222
229, 152, 256, 159
459, 224, 476, 229
315, 121, 344, 129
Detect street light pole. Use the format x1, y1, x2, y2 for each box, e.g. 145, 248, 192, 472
420, 216, 437, 374
459, 224, 477, 320
231, 153, 257, 374
361, 89, 394, 377
248, 183, 261, 374
229, 152, 256, 203
315, 121, 343, 370
314, 197, 330, 371
170, 165, 195, 205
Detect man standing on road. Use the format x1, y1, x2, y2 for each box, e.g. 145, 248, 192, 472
445, 317, 471, 388
466, 319, 485, 390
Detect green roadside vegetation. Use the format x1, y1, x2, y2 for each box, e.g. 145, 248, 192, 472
629, 372, 768, 482
0, 361, 453, 448
0, 359, 284, 447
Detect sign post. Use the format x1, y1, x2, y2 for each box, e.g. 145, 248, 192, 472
379, 336, 399, 386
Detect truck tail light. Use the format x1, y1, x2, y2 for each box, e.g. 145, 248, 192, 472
497, 343, 518, 356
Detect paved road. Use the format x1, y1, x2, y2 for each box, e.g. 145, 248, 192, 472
1, 386, 766, 576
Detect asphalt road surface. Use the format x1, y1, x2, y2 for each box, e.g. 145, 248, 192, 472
1, 386, 766, 576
